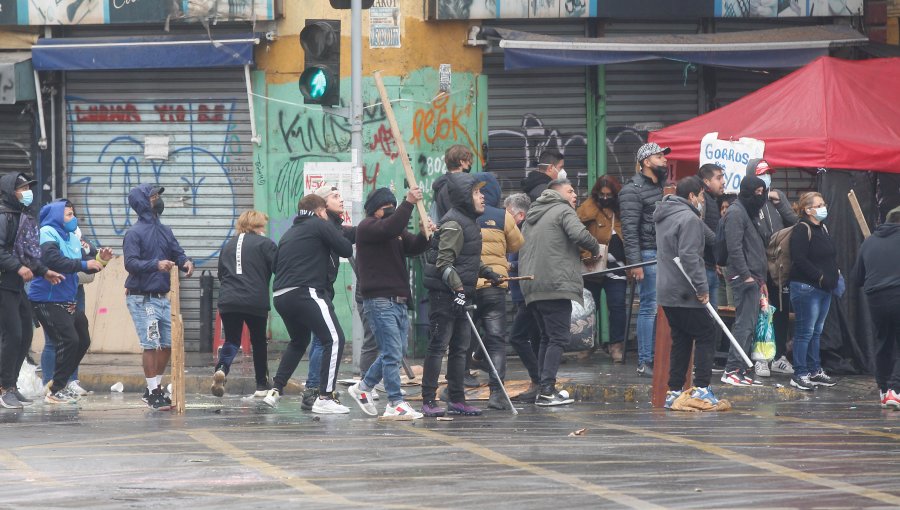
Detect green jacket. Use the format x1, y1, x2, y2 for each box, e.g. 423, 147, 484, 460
520, 189, 600, 305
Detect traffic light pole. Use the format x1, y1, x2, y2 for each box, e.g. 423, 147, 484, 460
349, 0, 365, 372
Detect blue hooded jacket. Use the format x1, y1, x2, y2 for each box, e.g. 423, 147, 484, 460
28, 199, 87, 303
123, 184, 190, 294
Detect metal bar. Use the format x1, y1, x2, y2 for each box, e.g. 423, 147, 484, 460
33, 70, 48, 150
464, 309, 517, 416
582, 259, 655, 278
244, 65, 261, 145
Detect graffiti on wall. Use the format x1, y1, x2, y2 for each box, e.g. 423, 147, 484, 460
717, 0, 862, 16
66, 100, 248, 264
434, 0, 594, 19
0, 0, 276, 25
0, 63, 16, 104
487, 113, 587, 175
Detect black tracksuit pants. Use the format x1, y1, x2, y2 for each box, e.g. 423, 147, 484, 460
662, 306, 716, 391
868, 287, 900, 392
32, 302, 91, 394
0, 289, 33, 389
273, 288, 345, 397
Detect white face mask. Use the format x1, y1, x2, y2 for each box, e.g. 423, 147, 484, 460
557, 168, 567, 180
759, 173, 772, 189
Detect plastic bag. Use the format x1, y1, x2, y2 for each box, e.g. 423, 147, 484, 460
17, 361, 45, 399
565, 289, 596, 352
752, 298, 776, 362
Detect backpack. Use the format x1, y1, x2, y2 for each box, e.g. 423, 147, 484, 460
714, 218, 729, 266
766, 222, 821, 290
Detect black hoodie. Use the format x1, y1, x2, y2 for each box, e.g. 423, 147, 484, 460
521, 170, 552, 203
0, 172, 47, 291
273, 210, 354, 293
852, 223, 900, 295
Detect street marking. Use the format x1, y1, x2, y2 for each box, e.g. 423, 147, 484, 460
400, 424, 664, 509
0, 450, 58, 486
595, 421, 900, 507
738, 410, 900, 441
15, 431, 171, 451
185, 429, 429, 510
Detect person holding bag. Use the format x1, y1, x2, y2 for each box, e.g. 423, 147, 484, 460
577, 175, 627, 363
788, 192, 839, 391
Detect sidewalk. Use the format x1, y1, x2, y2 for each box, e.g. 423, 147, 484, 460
70, 350, 879, 405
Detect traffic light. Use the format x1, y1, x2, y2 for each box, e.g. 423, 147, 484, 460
299, 19, 341, 106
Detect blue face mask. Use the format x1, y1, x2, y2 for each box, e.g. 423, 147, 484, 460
64, 217, 78, 233
813, 207, 828, 222
19, 190, 33, 207
759, 174, 772, 189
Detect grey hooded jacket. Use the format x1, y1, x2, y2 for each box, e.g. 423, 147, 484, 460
654, 195, 708, 308
520, 189, 599, 305
723, 199, 767, 282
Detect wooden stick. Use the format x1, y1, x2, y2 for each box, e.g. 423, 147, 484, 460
372, 70, 431, 239
169, 267, 186, 414
499, 275, 534, 282
847, 190, 871, 239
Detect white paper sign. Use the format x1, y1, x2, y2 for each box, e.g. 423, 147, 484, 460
303, 162, 354, 225
700, 132, 765, 193
144, 135, 170, 161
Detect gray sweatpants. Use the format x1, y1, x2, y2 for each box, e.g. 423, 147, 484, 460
725, 279, 760, 372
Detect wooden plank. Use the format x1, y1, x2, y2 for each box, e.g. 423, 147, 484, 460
848, 190, 871, 239
372, 70, 432, 239
169, 268, 186, 414
888, 17, 899, 45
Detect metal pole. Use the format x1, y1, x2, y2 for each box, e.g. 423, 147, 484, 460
464, 308, 518, 416
350, 0, 365, 371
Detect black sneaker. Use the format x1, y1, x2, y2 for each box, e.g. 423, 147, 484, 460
790, 374, 815, 391
636, 363, 653, 377
12, 388, 33, 405
487, 391, 510, 410
148, 388, 172, 411
512, 383, 540, 403
535, 386, 574, 407
301, 388, 319, 411
141, 388, 150, 404
464, 372, 481, 388
809, 369, 836, 387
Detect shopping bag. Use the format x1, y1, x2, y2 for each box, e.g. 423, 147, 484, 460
17, 361, 45, 398
752, 296, 776, 362
565, 289, 596, 352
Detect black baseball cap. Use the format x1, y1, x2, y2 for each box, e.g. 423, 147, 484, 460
15, 174, 36, 189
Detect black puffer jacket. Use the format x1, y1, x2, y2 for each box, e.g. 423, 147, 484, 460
701, 188, 721, 267
619, 172, 663, 265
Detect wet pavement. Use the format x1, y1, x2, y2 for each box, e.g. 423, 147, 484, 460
1, 388, 899, 509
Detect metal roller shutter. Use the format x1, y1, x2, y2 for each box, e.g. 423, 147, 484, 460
65, 68, 254, 350
0, 106, 35, 175
482, 20, 589, 197
602, 20, 702, 185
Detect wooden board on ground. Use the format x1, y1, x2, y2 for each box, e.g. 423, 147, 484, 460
405, 379, 564, 401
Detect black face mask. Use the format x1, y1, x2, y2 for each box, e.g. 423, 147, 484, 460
152, 199, 165, 216
381, 206, 396, 218
597, 197, 617, 210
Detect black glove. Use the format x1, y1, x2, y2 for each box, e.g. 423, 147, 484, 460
452, 290, 468, 314
483, 269, 504, 287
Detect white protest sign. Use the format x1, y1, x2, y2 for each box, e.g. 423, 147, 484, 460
303, 162, 354, 225
700, 132, 765, 193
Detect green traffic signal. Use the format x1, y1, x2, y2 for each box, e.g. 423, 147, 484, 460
309, 69, 327, 98
299, 66, 334, 102
299, 20, 340, 105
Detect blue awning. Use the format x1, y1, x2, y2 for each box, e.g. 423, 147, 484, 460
485, 25, 867, 70
32, 34, 257, 71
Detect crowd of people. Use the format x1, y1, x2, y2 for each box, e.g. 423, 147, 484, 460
1, 138, 898, 414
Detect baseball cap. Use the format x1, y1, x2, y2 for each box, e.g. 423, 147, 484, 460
314, 185, 339, 199
754, 161, 773, 175
636, 143, 671, 163
14, 174, 36, 189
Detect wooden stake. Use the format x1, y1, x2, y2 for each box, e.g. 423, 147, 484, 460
372, 70, 431, 239
847, 190, 871, 239
169, 267, 186, 414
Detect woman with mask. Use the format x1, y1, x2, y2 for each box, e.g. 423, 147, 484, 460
29, 200, 112, 404
788, 192, 839, 391
577, 175, 628, 363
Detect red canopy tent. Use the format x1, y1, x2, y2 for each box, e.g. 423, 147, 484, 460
649, 57, 900, 173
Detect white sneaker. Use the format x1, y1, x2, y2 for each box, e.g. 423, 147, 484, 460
312, 397, 350, 414
771, 356, 794, 375
374, 383, 407, 397
370, 388, 380, 401
754, 360, 771, 378
348, 383, 378, 416
66, 380, 89, 396
383, 401, 424, 420
263, 388, 281, 408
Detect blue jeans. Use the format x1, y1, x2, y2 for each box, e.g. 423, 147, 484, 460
361, 298, 409, 404
126, 294, 172, 349
636, 250, 658, 365
42, 286, 85, 386
789, 281, 831, 377
305, 336, 323, 389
